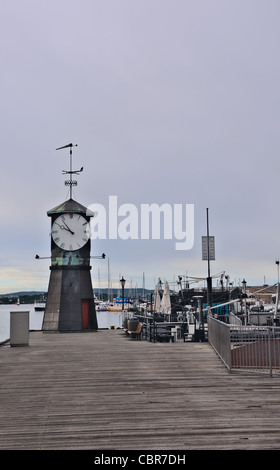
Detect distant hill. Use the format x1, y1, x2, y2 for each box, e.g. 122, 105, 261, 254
0, 288, 154, 298
0, 291, 46, 298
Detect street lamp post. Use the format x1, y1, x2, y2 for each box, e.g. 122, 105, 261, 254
120, 276, 126, 329
120, 276, 126, 311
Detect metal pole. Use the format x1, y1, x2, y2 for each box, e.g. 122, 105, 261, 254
242, 279, 247, 326
70, 145, 72, 198
206, 208, 210, 280
56, 143, 78, 199
244, 295, 247, 326
274, 260, 279, 324
206, 208, 212, 311
268, 327, 273, 377
107, 257, 110, 303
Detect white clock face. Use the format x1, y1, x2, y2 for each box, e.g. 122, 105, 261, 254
51, 213, 90, 251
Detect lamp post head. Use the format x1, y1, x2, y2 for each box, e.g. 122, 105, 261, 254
242, 278, 247, 296
120, 276, 126, 288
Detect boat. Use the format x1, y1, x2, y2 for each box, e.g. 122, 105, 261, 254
34, 297, 46, 311
108, 298, 130, 311
95, 301, 109, 311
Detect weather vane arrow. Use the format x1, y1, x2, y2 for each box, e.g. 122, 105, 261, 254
56, 143, 78, 150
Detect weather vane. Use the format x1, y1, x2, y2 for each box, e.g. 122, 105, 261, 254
56, 143, 83, 199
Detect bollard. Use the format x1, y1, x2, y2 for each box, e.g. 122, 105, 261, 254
10, 311, 29, 347
171, 327, 177, 342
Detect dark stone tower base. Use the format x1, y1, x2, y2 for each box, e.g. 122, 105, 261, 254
43, 266, 98, 332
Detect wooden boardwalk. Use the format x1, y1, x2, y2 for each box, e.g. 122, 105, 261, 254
1, 329, 280, 450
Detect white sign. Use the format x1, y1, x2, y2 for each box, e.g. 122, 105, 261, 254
202, 236, 215, 260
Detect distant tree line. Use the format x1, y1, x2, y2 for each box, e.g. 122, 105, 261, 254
0, 293, 47, 305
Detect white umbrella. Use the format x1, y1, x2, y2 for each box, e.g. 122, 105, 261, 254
154, 285, 161, 313
160, 281, 171, 315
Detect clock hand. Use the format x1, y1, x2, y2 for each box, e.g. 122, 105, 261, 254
54, 221, 75, 235
61, 221, 75, 235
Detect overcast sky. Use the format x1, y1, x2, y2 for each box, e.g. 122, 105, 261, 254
1, 0, 280, 294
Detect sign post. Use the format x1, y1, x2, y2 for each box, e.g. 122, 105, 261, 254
202, 208, 215, 310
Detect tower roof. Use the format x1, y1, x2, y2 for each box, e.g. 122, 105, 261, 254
47, 198, 94, 217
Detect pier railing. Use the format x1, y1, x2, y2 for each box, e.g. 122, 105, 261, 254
208, 315, 280, 376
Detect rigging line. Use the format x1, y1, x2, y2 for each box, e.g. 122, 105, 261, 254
247, 284, 277, 296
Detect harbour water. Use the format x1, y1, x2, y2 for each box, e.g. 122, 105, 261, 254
0, 304, 123, 343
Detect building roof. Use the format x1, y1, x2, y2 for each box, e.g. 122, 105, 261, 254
246, 285, 277, 299
47, 198, 94, 217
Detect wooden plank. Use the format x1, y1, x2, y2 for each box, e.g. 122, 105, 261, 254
1, 330, 280, 449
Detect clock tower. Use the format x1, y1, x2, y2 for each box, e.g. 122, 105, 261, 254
42, 144, 98, 332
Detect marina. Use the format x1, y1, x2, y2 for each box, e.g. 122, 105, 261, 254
1, 146, 279, 450
3, 0, 280, 454
2, 329, 280, 450
2, 247, 280, 450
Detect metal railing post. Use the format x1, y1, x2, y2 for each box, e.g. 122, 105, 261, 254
268, 327, 272, 377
